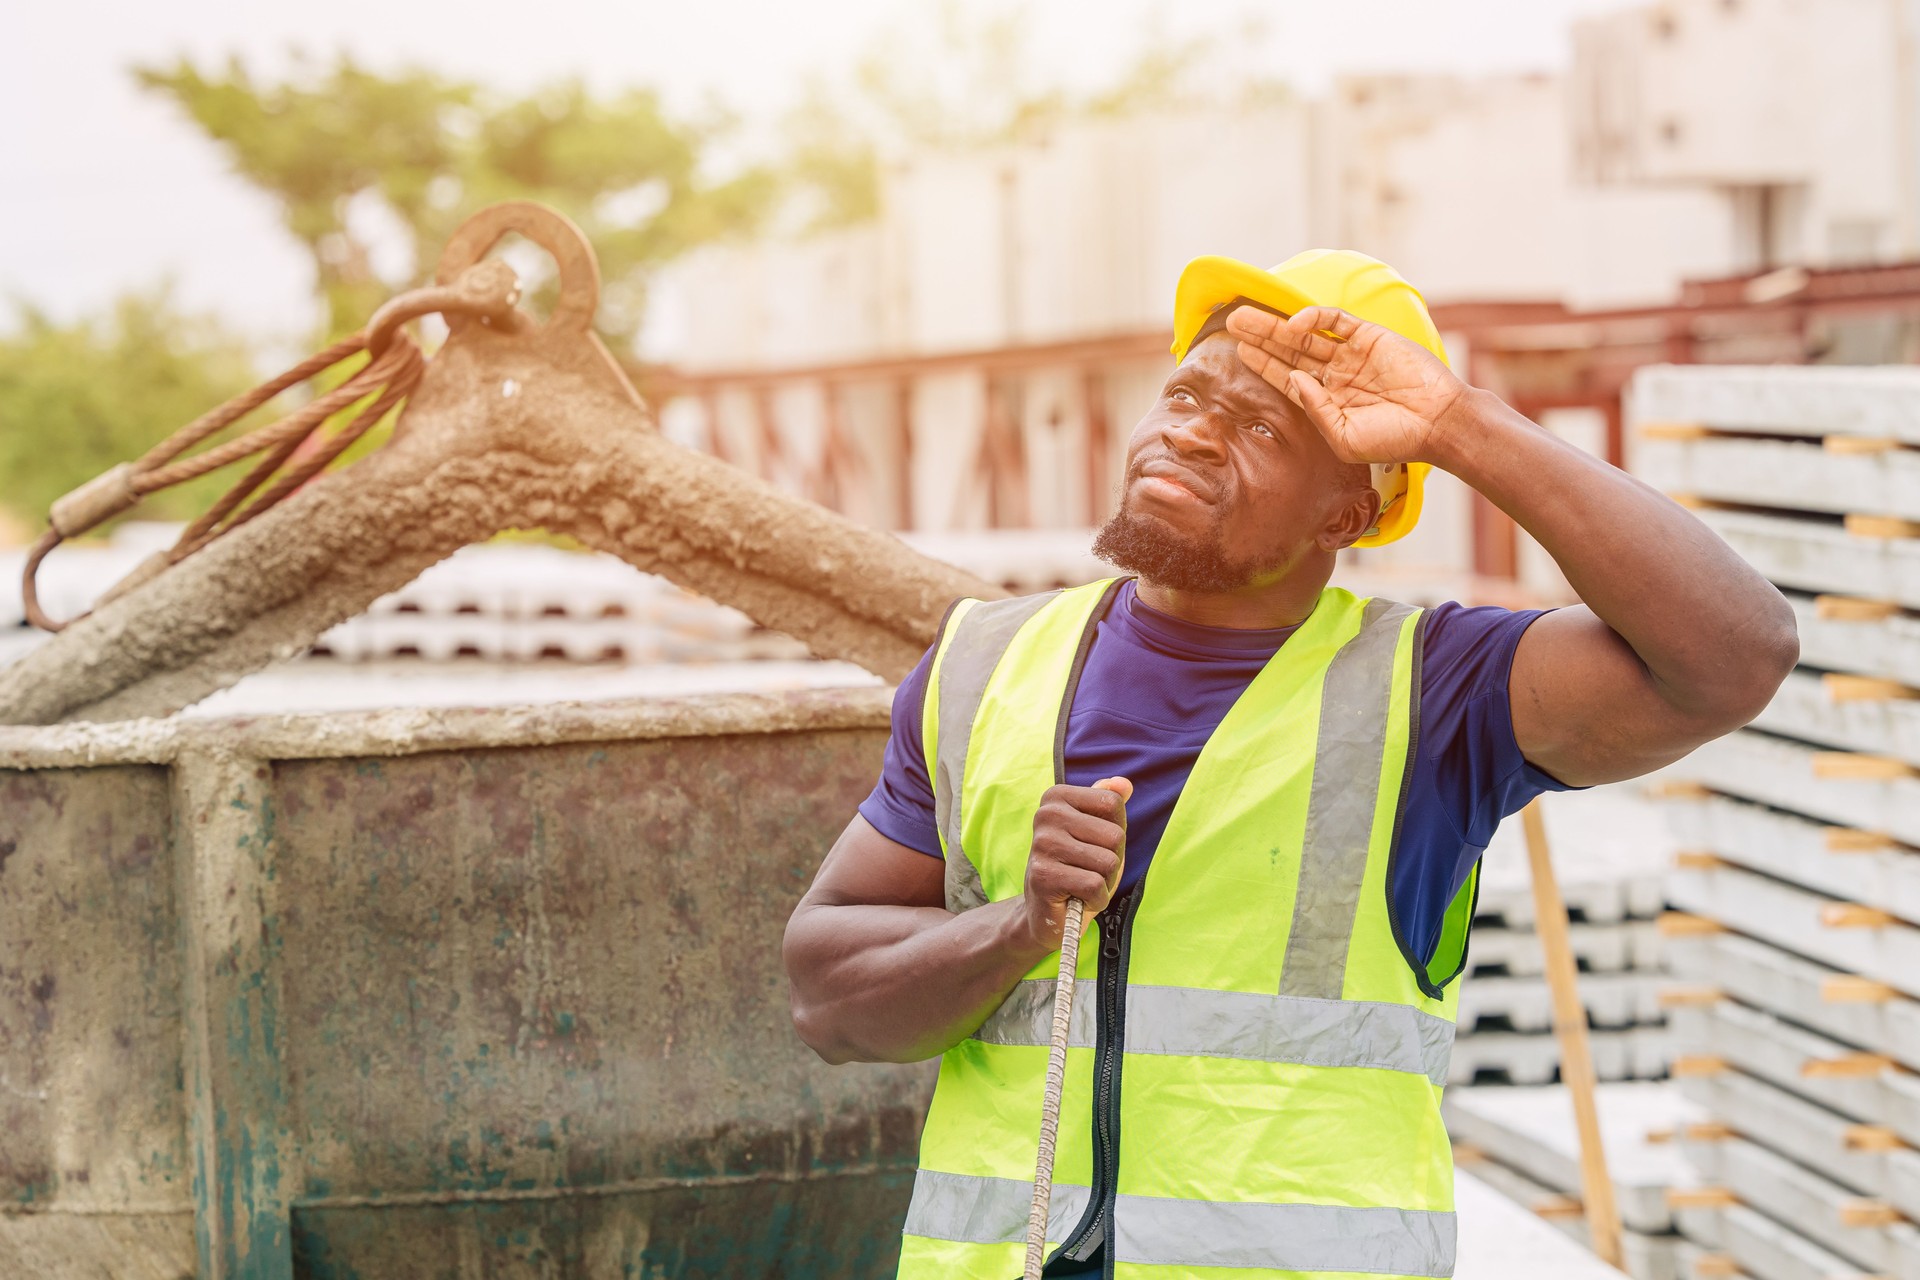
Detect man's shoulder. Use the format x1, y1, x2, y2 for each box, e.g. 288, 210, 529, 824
1404, 598, 1551, 708
1417, 598, 1547, 648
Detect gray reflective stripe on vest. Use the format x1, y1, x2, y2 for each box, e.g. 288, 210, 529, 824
905, 1170, 1454, 1277
973, 980, 1453, 1086
1279, 597, 1420, 1001
904, 1169, 1091, 1247
1114, 1193, 1455, 1276
931, 591, 1061, 914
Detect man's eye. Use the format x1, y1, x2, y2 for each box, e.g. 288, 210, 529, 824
1169, 387, 1197, 405
1248, 422, 1276, 440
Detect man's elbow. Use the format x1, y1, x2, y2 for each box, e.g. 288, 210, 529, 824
1700, 599, 1800, 732
790, 1001, 858, 1066
782, 917, 853, 1063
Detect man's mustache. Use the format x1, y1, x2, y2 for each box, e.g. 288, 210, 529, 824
1129, 453, 1223, 503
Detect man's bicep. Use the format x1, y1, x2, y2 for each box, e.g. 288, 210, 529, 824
1509, 605, 1715, 786
805, 815, 948, 911
855, 640, 946, 857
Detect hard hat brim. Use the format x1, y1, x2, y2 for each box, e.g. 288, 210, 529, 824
1169, 254, 1427, 549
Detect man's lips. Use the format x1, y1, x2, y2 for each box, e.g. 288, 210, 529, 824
1133, 457, 1218, 503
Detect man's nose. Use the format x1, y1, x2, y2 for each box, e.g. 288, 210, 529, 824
1161, 410, 1229, 463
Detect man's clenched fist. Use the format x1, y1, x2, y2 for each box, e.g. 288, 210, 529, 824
1019, 776, 1133, 952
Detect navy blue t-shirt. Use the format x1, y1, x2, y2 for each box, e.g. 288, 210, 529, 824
859, 579, 1573, 970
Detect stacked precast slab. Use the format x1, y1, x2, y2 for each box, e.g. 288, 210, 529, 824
1634, 364, 1920, 1280
1439, 785, 1688, 1280
1450, 786, 1675, 1088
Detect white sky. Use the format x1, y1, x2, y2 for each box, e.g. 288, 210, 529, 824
3, 0, 1636, 342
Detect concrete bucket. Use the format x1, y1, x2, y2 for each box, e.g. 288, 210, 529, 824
0, 201, 1002, 1278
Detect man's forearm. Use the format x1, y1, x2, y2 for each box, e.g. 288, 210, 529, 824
783, 897, 1052, 1064
1427, 387, 1797, 718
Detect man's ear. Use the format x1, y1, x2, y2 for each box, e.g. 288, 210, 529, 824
1318, 482, 1381, 552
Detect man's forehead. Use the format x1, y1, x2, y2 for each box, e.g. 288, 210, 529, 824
1175, 330, 1297, 415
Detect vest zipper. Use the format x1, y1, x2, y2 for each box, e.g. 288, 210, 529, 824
1050, 886, 1138, 1273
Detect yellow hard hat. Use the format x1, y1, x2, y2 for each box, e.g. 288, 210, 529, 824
1170, 249, 1449, 548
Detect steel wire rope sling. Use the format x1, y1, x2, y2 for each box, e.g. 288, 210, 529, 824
19, 261, 526, 632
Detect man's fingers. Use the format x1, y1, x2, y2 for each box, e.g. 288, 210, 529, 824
1061, 809, 1125, 853
1223, 304, 1283, 342
1034, 859, 1116, 913
1227, 305, 1354, 365
1283, 371, 1353, 455
1093, 775, 1134, 804
1286, 306, 1365, 341
1049, 838, 1121, 878
1231, 329, 1334, 380
1051, 782, 1126, 824
1237, 341, 1323, 393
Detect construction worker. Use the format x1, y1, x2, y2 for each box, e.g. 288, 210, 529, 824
782, 251, 1797, 1279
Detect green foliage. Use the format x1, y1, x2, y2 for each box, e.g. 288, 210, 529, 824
0, 292, 261, 528
135, 55, 776, 344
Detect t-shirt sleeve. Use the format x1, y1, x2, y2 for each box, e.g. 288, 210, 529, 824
856, 641, 945, 859
1389, 601, 1582, 968
1418, 602, 1581, 848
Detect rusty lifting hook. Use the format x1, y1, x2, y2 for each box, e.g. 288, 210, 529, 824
20, 260, 526, 632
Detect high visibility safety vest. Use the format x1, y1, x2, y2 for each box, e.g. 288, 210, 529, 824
897, 577, 1478, 1280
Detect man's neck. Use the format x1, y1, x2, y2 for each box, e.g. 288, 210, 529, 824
1132, 563, 1333, 630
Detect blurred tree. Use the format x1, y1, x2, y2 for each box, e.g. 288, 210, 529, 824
136, 55, 777, 345
0, 291, 260, 528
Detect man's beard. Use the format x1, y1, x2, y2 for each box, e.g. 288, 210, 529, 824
1091, 502, 1285, 593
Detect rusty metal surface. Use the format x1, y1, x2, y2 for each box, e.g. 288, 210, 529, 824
0, 201, 999, 726
0, 1212, 195, 1278
0, 691, 931, 1277
0, 765, 188, 1211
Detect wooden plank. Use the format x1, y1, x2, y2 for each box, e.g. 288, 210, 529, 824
1816, 595, 1903, 622
1824, 436, 1902, 455
1847, 513, 1920, 540
1812, 752, 1915, 781
1533, 1193, 1586, 1220
1821, 903, 1899, 929
1638, 421, 1712, 440
1520, 799, 1624, 1268
1661, 911, 1729, 937
1826, 827, 1898, 853
1801, 1052, 1896, 1079
1661, 985, 1728, 1008
1824, 673, 1920, 703
1675, 850, 1727, 870
1667, 1186, 1739, 1209
1844, 1124, 1907, 1152
1823, 976, 1901, 1004
1674, 1055, 1732, 1078
1837, 1198, 1903, 1227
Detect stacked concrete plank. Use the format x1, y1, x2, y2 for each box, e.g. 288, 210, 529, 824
1446, 1082, 1703, 1280
1455, 1163, 1659, 1280
1449, 785, 1674, 1086
1632, 363, 1920, 1280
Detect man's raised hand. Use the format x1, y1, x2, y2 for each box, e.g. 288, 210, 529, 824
1226, 304, 1473, 467
1019, 777, 1133, 952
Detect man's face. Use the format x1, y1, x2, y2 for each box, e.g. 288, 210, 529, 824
1092, 321, 1376, 593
